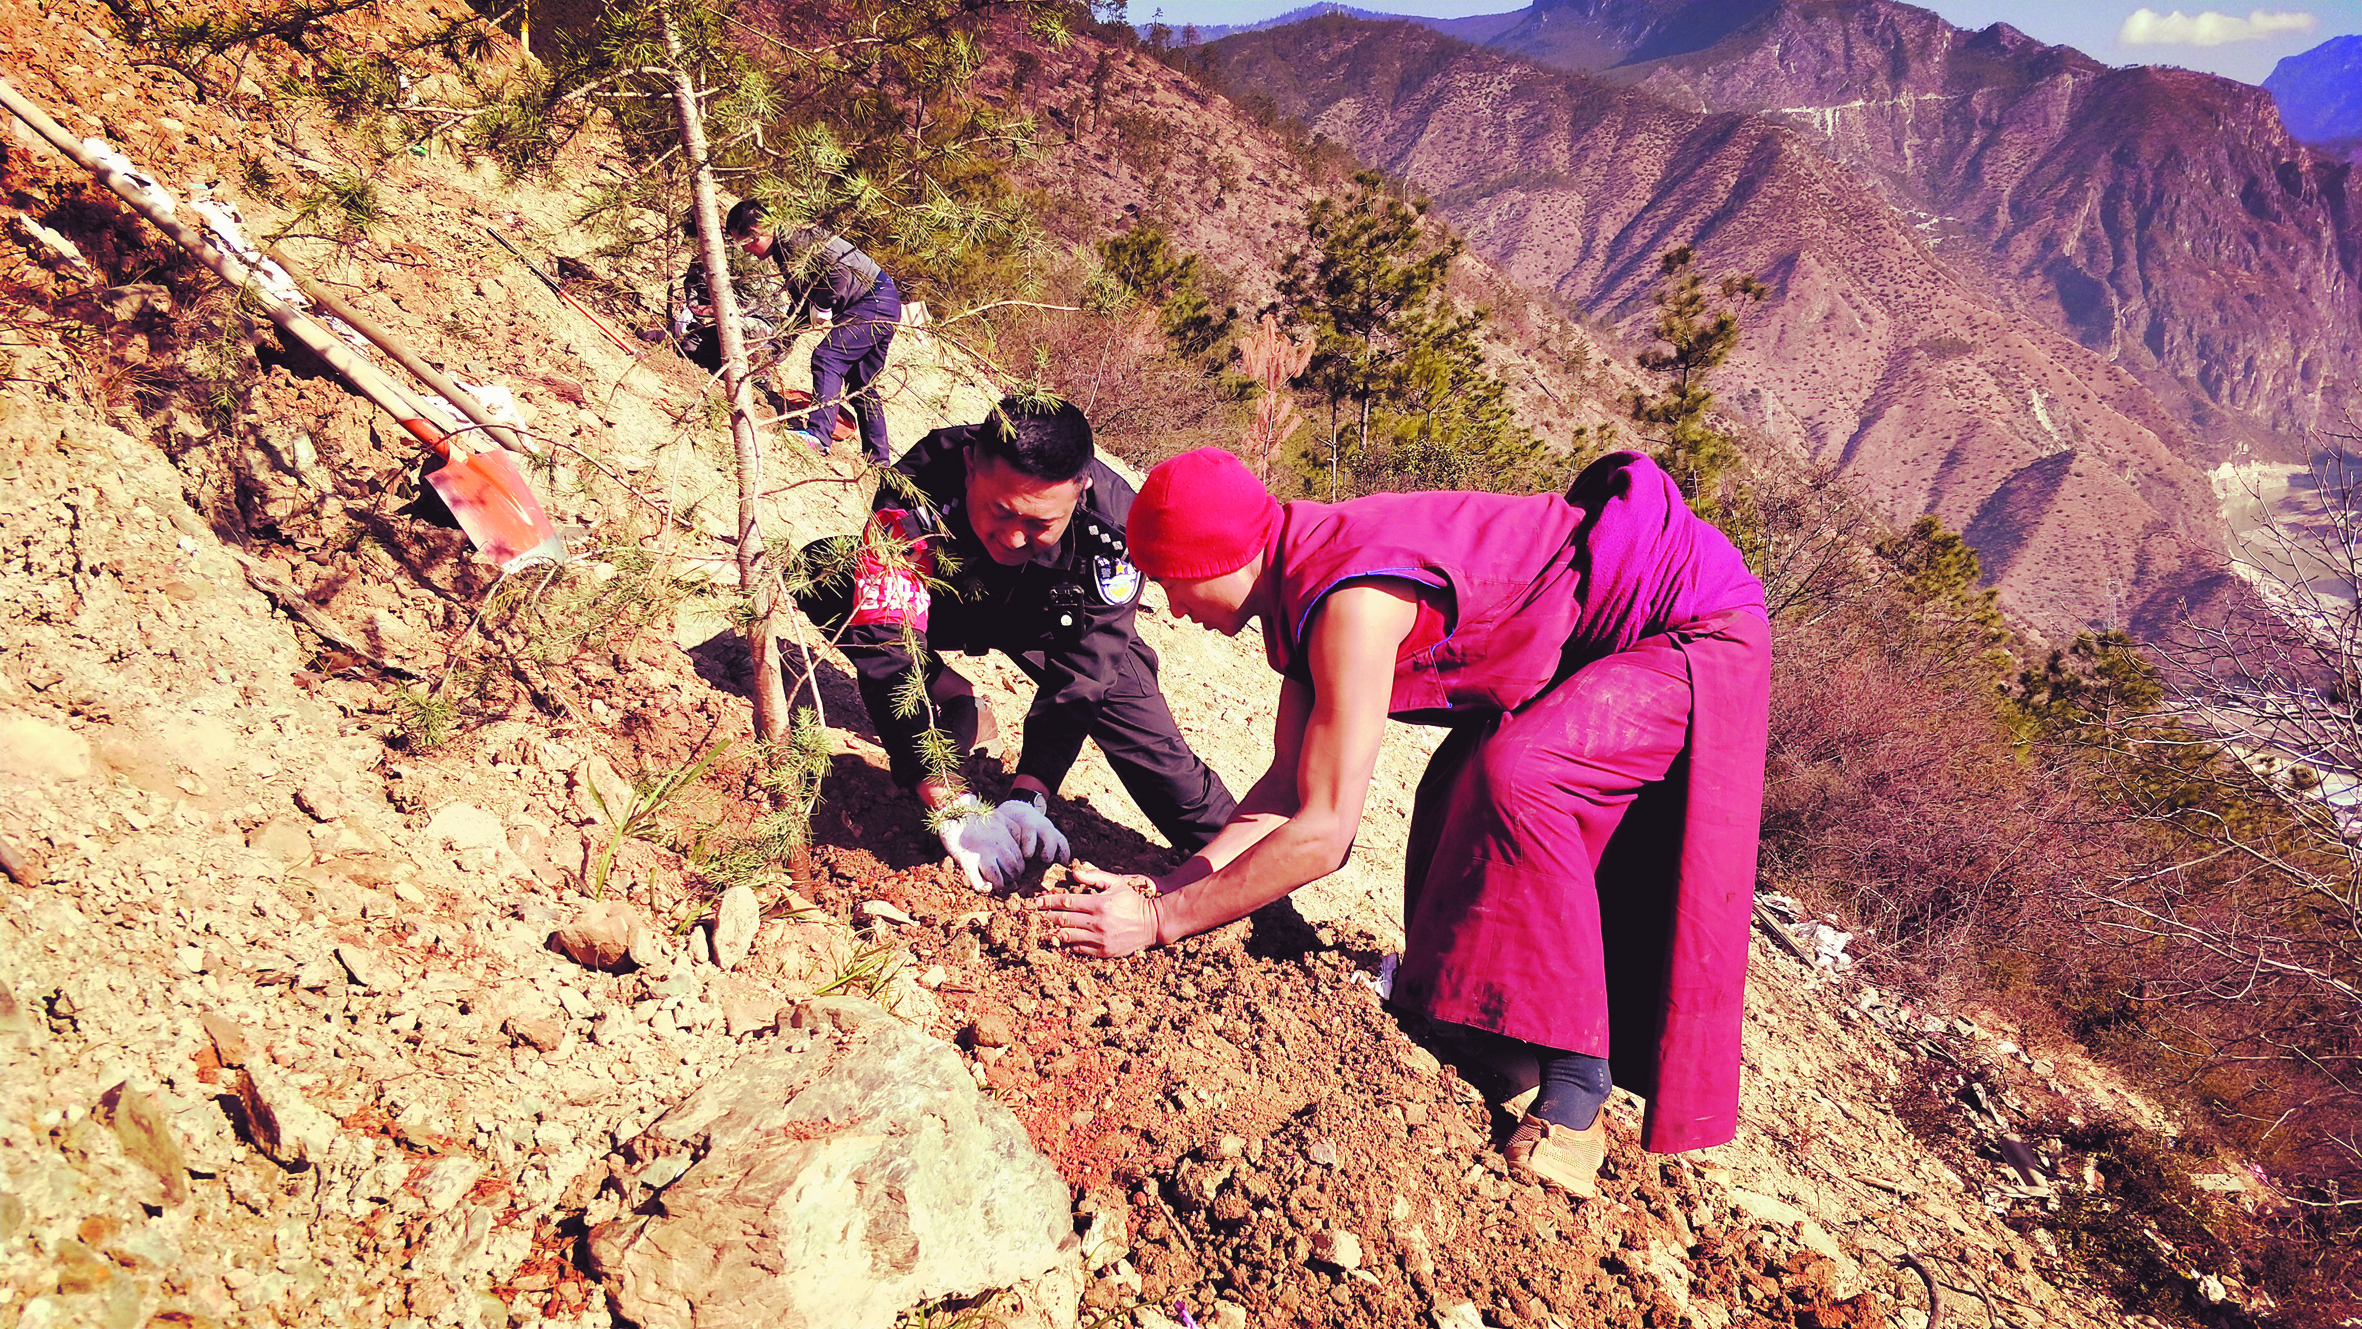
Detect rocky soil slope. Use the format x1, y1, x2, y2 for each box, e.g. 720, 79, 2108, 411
0, 4, 2264, 1328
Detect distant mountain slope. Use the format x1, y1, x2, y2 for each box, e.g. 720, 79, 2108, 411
1207, 16, 2242, 636
1166, 3, 1529, 44
1430, 0, 2362, 461
2266, 33, 2362, 149
1158, 3, 1392, 41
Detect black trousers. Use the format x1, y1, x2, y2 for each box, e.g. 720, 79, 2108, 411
793, 550, 1236, 855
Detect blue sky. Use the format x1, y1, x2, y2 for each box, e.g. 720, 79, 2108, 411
1143, 1, 2362, 84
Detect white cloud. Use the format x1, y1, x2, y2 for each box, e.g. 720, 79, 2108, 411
2118, 7, 2320, 47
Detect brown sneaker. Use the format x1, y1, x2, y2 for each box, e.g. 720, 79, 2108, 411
1505, 1109, 1607, 1199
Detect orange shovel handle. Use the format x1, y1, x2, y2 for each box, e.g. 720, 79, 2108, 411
400, 419, 454, 453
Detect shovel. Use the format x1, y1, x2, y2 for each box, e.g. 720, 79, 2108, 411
419, 426, 565, 571
0, 77, 562, 572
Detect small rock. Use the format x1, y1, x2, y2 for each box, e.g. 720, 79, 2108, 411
1310, 1229, 1362, 1270
508, 1015, 565, 1052
1730, 1188, 1807, 1228
200, 1012, 251, 1066
0, 714, 92, 782
712, 978, 782, 1039
918, 965, 948, 989
969, 1011, 1017, 1048
1106, 993, 1135, 1021
0, 982, 32, 1037
335, 943, 396, 991
554, 900, 640, 972
236, 1066, 337, 1168
1215, 1135, 1246, 1159
427, 802, 507, 853
688, 926, 712, 965
293, 784, 346, 821
861, 899, 914, 926
247, 816, 313, 868
96, 283, 171, 318
626, 920, 673, 969
415, 1155, 481, 1214
1307, 1138, 1338, 1167
97, 1081, 188, 1205
712, 885, 758, 970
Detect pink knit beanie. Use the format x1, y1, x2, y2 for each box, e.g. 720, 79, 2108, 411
1127, 448, 1281, 580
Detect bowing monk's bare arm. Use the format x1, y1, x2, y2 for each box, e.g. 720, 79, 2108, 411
1034, 582, 1417, 956
1141, 582, 1415, 942
1145, 676, 1313, 891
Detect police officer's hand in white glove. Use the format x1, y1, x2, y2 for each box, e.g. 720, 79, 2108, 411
998, 790, 1072, 868
936, 793, 1026, 893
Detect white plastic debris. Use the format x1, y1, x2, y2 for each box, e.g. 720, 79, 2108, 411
84, 137, 174, 217
1350, 953, 1397, 1000
10, 215, 88, 271
1789, 920, 1855, 971
187, 184, 351, 345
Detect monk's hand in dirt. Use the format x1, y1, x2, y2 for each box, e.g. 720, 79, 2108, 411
1030, 865, 1162, 957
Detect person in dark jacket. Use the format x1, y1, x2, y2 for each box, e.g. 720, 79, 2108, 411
726, 199, 900, 463
792, 400, 1237, 890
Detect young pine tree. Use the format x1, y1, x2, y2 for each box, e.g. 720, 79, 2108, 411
1275, 171, 1542, 497
1632, 244, 1768, 503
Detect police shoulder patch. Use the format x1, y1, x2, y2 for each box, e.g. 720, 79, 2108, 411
1092, 555, 1142, 606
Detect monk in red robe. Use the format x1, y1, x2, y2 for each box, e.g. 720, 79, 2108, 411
1031, 447, 1771, 1191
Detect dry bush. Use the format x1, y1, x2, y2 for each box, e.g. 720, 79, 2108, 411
1764, 592, 2108, 983
1747, 460, 2362, 1322
961, 267, 1245, 472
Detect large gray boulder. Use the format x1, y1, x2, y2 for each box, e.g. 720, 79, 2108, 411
588, 996, 1079, 1329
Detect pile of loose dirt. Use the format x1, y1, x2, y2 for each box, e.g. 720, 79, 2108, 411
790, 851, 1890, 1329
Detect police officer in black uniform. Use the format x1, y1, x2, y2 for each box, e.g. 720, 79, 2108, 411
793, 398, 1237, 890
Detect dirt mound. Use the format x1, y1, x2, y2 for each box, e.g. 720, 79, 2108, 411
792, 852, 1893, 1329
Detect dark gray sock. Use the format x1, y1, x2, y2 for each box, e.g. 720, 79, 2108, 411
1529, 1049, 1612, 1128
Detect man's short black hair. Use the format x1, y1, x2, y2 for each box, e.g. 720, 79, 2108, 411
723, 199, 767, 238
974, 398, 1093, 483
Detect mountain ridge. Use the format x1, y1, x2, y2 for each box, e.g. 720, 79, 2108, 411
2265, 32, 2362, 151
1423, 0, 2362, 464
1205, 15, 2248, 637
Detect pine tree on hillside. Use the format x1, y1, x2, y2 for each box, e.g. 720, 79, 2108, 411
1096, 225, 1237, 361
1274, 170, 1544, 498
1632, 244, 1768, 504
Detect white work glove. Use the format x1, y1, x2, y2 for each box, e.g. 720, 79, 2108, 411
998, 791, 1072, 868
937, 793, 1025, 893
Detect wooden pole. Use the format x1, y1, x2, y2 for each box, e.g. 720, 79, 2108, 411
661, 9, 787, 746
0, 76, 457, 448
267, 247, 530, 454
